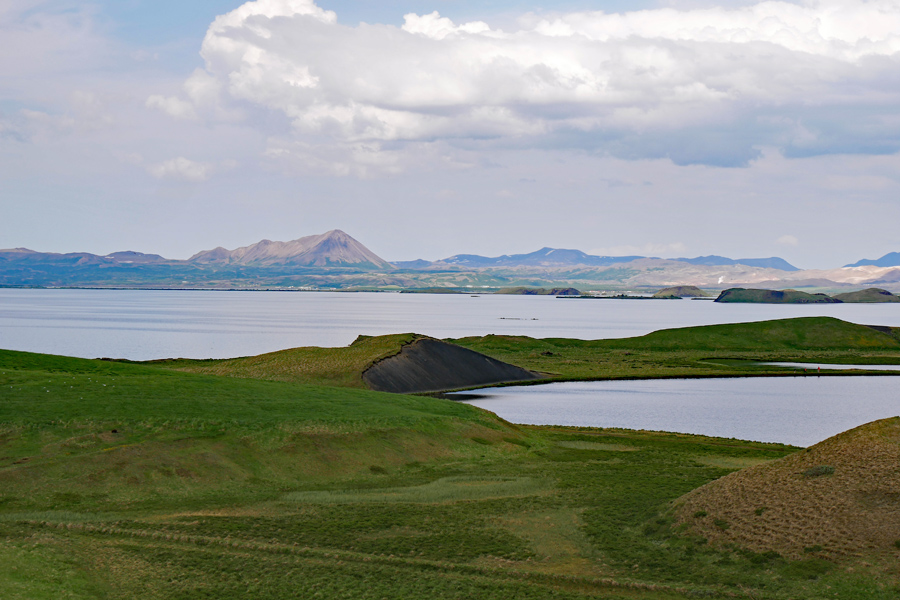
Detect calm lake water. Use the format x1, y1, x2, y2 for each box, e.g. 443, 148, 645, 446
3, 288, 900, 360
454, 377, 900, 447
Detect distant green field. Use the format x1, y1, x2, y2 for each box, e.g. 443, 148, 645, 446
451, 317, 900, 382
3, 319, 900, 598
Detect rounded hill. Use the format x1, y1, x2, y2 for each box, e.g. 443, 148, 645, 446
675, 417, 900, 559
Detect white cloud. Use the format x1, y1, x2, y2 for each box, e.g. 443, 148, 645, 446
402, 11, 491, 39
19, 91, 114, 138
776, 234, 800, 246
147, 157, 214, 182
146, 95, 196, 119
153, 0, 900, 171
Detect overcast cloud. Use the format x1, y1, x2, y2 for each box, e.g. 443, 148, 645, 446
2, 0, 900, 267
145, 0, 900, 169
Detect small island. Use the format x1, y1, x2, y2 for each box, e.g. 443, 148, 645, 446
715, 287, 900, 304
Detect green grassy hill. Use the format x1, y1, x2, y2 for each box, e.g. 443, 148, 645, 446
715, 288, 840, 303
3, 327, 900, 597
0, 348, 518, 505
652, 286, 710, 298
154, 332, 419, 388
832, 288, 900, 303
451, 317, 900, 381
603, 316, 900, 351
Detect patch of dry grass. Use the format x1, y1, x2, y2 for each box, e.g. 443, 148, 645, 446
675, 416, 900, 558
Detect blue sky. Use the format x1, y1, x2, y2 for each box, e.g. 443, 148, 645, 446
2, 0, 900, 268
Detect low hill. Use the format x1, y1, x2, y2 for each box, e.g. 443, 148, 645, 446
674, 255, 799, 271
832, 287, 900, 303
602, 316, 900, 351
160, 333, 418, 388
495, 287, 581, 295
451, 317, 900, 382
162, 333, 540, 393
362, 337, 541, 393
188, 229, 392, 268
0, 348, 523, 502
715, 288, 841, 304
652, 285, 710, 298
675, 417, 900, 558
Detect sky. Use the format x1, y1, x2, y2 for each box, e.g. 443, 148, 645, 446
2, 0, 900, 269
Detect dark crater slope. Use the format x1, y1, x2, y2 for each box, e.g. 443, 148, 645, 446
363, 338, 542, 394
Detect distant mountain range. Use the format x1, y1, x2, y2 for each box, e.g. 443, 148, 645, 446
2, 230, 899, 291
845, 252, 900, 268
395, 249, 798, 271
395, 248, 645, 269
0, 230, 389, 271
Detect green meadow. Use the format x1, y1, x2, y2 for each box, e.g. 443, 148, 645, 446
451, 317, 900, 382
2, 317, 900, 598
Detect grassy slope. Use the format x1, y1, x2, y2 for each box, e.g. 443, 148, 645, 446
450, 317, 900, 381
156, 333, 420, 388
2, 346, 900, 598
676, 417, 900, 560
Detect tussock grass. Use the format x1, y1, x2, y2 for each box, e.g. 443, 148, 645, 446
676, 417, 900, 559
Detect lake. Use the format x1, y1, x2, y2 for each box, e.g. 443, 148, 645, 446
4, 288, 900, 360
454, 377, 900, 447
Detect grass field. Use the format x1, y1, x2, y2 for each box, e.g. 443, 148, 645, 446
3, 318, 900, 598
450, 317, 900, 383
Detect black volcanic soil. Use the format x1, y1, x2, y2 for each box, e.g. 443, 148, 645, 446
362, 338, 542, 394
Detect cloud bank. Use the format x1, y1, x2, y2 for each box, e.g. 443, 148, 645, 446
146, 0, 900, 171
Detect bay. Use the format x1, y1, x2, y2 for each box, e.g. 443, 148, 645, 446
3, 288, 900, 360
454, 377, 900, 447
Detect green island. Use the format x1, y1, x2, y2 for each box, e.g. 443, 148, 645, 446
3, 317, 900, 598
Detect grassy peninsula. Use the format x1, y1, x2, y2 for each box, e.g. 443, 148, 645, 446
3, 317, 900, 598
451, 317, 900, 382
158, 317, 900, 390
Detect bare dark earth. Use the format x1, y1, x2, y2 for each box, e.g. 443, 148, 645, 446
362, 337, 542, 393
